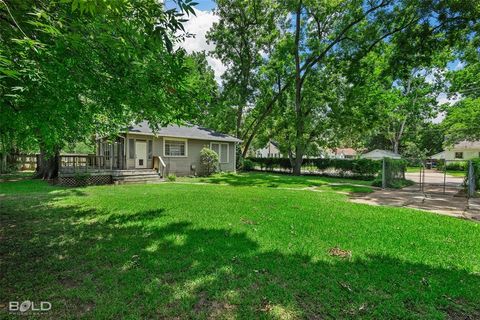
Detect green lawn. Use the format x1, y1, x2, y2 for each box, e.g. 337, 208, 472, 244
1, 175, 479, 319
177, 172, 374, 193
406, 167, 466, 178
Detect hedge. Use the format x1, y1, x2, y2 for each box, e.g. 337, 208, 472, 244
437, 160, 468, 171
247, 157, 382, 179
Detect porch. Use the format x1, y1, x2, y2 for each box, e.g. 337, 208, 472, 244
59, 154, 166, 182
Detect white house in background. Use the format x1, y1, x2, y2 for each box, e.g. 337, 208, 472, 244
326, 148, 357, 159
360, 149, 402, 160
254, 140, 283, 158
430, 141, 480, 160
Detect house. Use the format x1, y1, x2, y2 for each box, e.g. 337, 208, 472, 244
430, 141, 480, 161
360, 149, 401, 160
58, 121, 241, 184
326, 148, 357, 159
254, 140, 282, 158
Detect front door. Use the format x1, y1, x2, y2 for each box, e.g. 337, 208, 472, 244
135, 141, 147, 168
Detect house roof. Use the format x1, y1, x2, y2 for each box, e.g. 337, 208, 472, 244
361, 149, 402, 158
127, 121, 242, 143
430, 151, 445, 159
451, 141, 480, 149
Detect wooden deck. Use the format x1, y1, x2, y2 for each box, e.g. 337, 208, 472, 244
59, 155, 166, 178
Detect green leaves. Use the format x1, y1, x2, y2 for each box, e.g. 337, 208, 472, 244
1, 0, 200, 160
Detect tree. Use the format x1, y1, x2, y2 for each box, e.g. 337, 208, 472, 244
248, 0, 477, 174
207, 0, 278, 138
0, 0, 199, 178
348, 46, 441, 154
443, 28, 480, 144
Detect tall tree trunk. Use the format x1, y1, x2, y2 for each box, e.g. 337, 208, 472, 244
236, 104, 243, 139
392, 118, 407, 154
35, 145, 60, 180
241, 83, 289, 158
393, 139, 399, 154
292, 2, 304, 175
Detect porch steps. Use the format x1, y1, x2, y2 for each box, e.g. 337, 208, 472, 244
112, 170, 163, 184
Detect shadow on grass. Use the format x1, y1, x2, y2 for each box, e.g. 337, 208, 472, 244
1, 185, 479, 319
195, 172, 373, 188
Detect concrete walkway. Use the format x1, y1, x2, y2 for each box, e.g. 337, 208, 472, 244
350, 184, 480, 221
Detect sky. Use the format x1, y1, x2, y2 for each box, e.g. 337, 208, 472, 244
165, 1, 223, 81
167, 0, 460, 121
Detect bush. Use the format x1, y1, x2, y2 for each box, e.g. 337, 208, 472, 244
247, 157, 381, 179
167, 174, 176, 182
446, 161, 467, 171
372, 174, 414, 189
242, 159, 254, 171
200, 147, 219, 176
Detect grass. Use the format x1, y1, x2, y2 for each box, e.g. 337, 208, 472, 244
177, 172, 374, 193
1, 174, 479, 319
407, 167, 466, 178
445, 170, 467, 178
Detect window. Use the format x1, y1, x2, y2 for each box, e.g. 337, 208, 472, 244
211, 142, 229, 163
148, 140, 153, 159
455, 152, 463, 159
164, 139, 187, 157
129, 139, 135, 159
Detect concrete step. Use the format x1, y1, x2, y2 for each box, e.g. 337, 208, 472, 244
111, 170, 159, 177
113, 173, 163, 184
114, 175, 160, 180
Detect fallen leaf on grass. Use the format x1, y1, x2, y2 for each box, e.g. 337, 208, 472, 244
328, 247, 352, 258
340, 281, 353, 292
241, 217, 257, 225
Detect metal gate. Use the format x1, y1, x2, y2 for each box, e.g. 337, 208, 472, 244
413, 159, 476, 198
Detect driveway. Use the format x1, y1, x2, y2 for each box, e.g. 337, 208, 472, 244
405, 169, 464, 187
350, 184, 480, 221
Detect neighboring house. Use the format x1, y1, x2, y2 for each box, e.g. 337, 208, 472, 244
430, 141, 480, 161
254, 140, 283, 158
360, 149, 402, 160
325, 148, 357, 159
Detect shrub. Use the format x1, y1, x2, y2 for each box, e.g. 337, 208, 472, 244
446, 161, 467, 171
242, 159, 254, 171
167, 174, 176, 182
73, 172, 91, 187
246, 157, 381, 179
372, 174, 414, 189
200, 147, 219, 176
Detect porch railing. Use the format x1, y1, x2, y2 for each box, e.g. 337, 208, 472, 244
59, 155, 126, 173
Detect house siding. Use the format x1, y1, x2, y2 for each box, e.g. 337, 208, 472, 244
442, 149, 480, 161
125, 133, 236, 176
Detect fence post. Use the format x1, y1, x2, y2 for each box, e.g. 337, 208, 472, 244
382, 158, 386, 189
110, 144, 113, 170
419, 163, 423, 191
443, 161, 447, 194
468, 160, 475, 198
